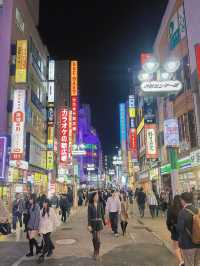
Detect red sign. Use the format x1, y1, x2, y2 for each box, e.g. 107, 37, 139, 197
68, 110, 73, 164
141, 53, 152, 65
129, 129, 137, 160
195, 44, 200, 80
60, 108, 68, 163
71, 96, 78, 134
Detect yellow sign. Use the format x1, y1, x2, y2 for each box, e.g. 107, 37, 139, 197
137, 118, 144, 135
47, 151, 54, 170
34, 173, 41, 183
70, 60, 78, 96
129, 108, 136, 118
48, 126, 54, 147
15, 40, 28, 83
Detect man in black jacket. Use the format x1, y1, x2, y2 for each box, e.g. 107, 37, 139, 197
177, 192, 200, 266
136, 188, 146, 218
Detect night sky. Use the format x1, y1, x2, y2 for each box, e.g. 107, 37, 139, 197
39, 0, 168, 155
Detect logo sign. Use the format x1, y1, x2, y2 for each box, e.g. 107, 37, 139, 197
60, 108, 68, 163
71, 96, 78, 133
47, 150, 54, 170
164, 119, 180, 146
11, 89, 26, 160
48, 82, 54, 103
119, 103, 127, 144
70, 61, 78, 96
15, 40, 28, 83
48, 60, 55, 81
145, 124, 158, 159
47, 106, 54, 125
130, 118, 136, 129
68, 110, 73, 163
0, 137, 7, 179
129, 95, 136, 108
129, 108, 136, 118
141, 80, 182, 94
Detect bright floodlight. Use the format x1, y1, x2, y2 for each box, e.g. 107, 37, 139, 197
164, 58, 180, 73
138, 70, 153, 82
142, 57, 159, 73
160, 72, 172, 81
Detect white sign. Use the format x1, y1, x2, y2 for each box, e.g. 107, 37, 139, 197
190, 150, 200, 167
9, 160, 28, 170
29, 135, 46, 169
141, 80, 182, 93
48, 60, 55, 80
48, 82, 54, 103
16, 8, 24, 32
164, 119, 180, 146
11, 89, 26, 160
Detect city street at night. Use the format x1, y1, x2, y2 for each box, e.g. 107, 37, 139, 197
0, 0, 200, 265
0, 207, 177, 266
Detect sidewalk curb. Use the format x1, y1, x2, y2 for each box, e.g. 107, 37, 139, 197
133, 213, 174, 255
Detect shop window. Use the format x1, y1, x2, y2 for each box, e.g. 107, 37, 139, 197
188, 110, 197, 148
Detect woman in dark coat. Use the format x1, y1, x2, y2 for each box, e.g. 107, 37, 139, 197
166, 195, 184, 266
88, 191, 104, 260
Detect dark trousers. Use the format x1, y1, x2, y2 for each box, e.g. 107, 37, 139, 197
149, 205, 157, 218
138, 203, 145, 218
29, 238, 40, 255
61, 209, 67, 222
23, 214, 29, 232
13, 212, 22, 230
42, 232, 54, 255
109, 212, 118, 234
92, 231, 100, 256
120, 221, 128, 235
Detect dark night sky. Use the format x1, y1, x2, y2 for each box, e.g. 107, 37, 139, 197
38, 0, 168, 155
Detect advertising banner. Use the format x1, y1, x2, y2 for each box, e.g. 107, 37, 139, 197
144, 96, 156, 124
47, 126, 54, 149
119, 103, 127, 144
47, 150, 54, 170
60, 108, 68, 163
130, 118, 136, 129
71, 96, 78, 133
48, 82, 55, 103
11, 89, 26, 160
128, 95, 136, 108
195, 44, 200, 81
15, 40, 28, 83
47, 106, 54, 125
29, 135, 46, 169
164, 119, 179, 146
70, 60, 78, 96
68, 110, 73, 163
129, 129, 137, 160
145, 124, 158, 159
48, 60, 55, 81
0, 137, 7, 180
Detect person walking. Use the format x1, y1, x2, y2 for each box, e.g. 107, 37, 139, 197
38, 199, 59, 262
106, 190, 121, 237
23, 194, 30, 232
88, 191, 104, 260
177, 192, 200, 266
120, 192, 128, 236
147, 191, 158, 218
166, 195, 184, 266
0, 199, 11, 235
12, 193, 23, 232
136, 188, 146, 218
26, 194, 41, 257
59, 195, 70, 223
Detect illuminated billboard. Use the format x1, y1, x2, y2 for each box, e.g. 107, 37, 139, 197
145, 124, 158, 159
70, 60, 78, 96
119, 103, 127, 144
60, 108, 68, 163
11, 89, 26, 160
15, 40, 28, 83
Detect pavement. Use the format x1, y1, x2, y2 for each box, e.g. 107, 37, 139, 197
0, 206, 177, 266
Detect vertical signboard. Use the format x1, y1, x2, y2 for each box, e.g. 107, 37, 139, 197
0, 137, 7, 179
129, 129, 137, 161
48, 82, 54, 103
11, 89, 26, 160
68, 110, 73, 164
15, 40, 28, 83
48, 60, 55, 81
119, 103, 127, 144
128, 95, 136, 118
60, 108, 68, 163
47, 150, 54, 170
195, 44, 200, 81
164, 119, 180, 146
70, 60, 78, 96
71, 96, 78, 134
145, 124, 158, 159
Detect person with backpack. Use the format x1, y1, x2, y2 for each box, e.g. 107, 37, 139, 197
177, 192, 200, 266
166, 195, 184, 266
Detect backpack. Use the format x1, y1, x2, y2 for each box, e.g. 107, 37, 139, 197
185, 208, 200, 244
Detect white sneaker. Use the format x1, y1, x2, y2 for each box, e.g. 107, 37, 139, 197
114, 233, 119, 237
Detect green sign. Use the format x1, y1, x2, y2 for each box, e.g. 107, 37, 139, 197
161, 156, 192, 175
